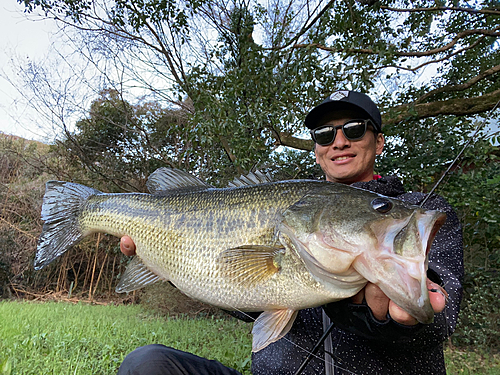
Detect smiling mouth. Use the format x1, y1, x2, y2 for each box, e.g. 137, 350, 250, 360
333, 156, 354, 161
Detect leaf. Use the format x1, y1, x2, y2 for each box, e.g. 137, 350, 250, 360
0, 358, 12, 375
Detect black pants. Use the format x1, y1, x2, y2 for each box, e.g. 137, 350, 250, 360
117, 344, 244, 375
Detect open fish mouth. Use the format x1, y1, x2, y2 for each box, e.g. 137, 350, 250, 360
425, 213, 447, 255
393, 209, 447, 323
353, 208, 447, 324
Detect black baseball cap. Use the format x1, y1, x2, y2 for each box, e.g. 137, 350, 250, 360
305, 91, 382, 133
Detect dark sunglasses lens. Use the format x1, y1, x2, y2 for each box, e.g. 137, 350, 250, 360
314, 127, 336, 145
343, 122, 366, 140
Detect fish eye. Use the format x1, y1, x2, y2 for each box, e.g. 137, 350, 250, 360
371, 197, 393, 214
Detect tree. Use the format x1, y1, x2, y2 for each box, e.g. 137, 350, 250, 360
17, 0, 500, 152
58, 89, 200, 191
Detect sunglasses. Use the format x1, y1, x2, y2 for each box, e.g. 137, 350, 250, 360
310, 119, 373, 146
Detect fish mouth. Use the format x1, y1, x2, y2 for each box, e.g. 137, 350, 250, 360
354, 209, 447, 324
395, 209, 447, 323
425, 213, 446, 255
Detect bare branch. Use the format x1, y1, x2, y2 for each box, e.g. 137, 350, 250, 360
415, 64, 500, 104
265, 0, 337, 50
293, 27, 500, 58
380, 5, 500, 16
386, 89, 500, 125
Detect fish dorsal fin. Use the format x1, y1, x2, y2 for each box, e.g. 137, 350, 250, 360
218, 245, 284, 285
146, 168, 213, 195
227, 170, 273, 188
252, 309, 298, 352
115, 256, 161, 293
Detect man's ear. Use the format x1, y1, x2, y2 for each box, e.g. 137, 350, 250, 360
376, 133, 385, 155
314, 144, 320, 164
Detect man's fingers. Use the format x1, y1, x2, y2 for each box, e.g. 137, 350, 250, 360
120, 236, 136, 256
351, 288, 365, 304
353, 280, 448, 326
364, 283, 390, 321
427, 280, 447, 313
389, 281, 447, 324
388, 302, 418, 325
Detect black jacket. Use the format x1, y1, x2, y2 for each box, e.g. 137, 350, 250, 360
249, 176, 464, 375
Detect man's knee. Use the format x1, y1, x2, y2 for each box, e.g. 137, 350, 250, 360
117, 344, 242, 375
118, 344, 178, 375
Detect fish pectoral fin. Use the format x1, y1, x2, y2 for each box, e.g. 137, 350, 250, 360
218, 245, 284, 285
252, 309, 298, 352
115, 256, 161, 293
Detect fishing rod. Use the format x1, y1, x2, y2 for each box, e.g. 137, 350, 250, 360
294, 98, 500, 375
293, 320, 336, 375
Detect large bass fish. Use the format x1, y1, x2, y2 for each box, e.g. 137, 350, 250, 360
35, 168, 445, 352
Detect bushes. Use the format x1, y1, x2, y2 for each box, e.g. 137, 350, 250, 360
454, 269, 500, 348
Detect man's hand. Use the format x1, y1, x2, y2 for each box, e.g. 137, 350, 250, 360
120, 236, 136, 256
351, 280, 447, 325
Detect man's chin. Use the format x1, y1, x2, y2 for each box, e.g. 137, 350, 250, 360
326, 172, 357, 184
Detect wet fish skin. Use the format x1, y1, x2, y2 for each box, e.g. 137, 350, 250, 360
35, 168, 445, 351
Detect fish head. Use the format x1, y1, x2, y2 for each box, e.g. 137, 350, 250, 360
282, 183, 446, 324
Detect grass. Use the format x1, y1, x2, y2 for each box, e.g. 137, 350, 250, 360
1, 300, 499, 375
0, 300, 252, 375
445, 347, 500, 375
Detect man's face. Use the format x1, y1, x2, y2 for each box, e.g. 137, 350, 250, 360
314, 115, 384, 184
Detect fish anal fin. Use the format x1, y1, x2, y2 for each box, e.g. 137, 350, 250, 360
115, 256, 161, 293
252, 309, 298, 352
218, 245, 284, 285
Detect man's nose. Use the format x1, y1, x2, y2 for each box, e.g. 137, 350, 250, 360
332, 129, 351, 149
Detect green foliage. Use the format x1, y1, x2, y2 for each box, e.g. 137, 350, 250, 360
58, 89, 196, 191
17, 0, 500, 183
0, 301, 252, 374
444, 346, 500, 375
379, 114, 500, 349
454, 269, 500, 349
377, 116, 477, 190
442, 152, 500, 349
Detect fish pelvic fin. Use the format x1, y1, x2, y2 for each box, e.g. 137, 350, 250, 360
252, 309, 298, 352
116, 256, 160, 293
218, 245, 284, 285
34, 181, 101, 270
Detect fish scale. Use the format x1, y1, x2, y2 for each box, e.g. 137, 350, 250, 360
35, 167, 446, 352
78, 185, 329, 308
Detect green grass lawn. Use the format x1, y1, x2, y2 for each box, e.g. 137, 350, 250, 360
0, 300, 499, 375
0, 301, 252, 374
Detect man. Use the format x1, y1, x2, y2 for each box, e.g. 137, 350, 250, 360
118, 91, 463, 374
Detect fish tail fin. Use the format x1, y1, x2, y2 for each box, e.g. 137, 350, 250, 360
34, 181, 102, 270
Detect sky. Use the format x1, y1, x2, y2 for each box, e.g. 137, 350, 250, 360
0, 2, 57, 141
